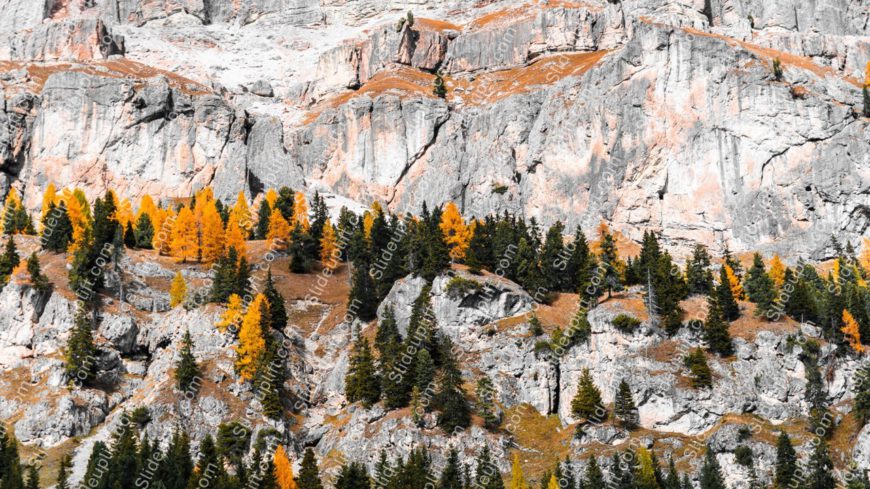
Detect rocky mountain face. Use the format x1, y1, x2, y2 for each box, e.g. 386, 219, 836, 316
0, 0, 866, 257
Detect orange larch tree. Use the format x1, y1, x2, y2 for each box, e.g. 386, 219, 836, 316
320, 219, 338, 268
170, 271, 187, 308
267, 211, 292, 249
439, 201, 472, 262
217, 294, 244, 333
842, 309, 865, 354
274, 445, 299, 489
230, 192, 253, 235
40, 183, 58, 225
724, 264, 744, 301
769, 255, 786, 289
171, 207, 199, 262
200, 202, 226, 263
234, 294, 268, 380
292, 192, 309, 231
225, 213, 248, 257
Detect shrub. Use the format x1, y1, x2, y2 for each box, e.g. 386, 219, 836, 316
130, 406, 151, 427
683, 347, 713, 388
612, 314, 641, 333
445, 276, 481, 298
491, 183, 508, 195
734, 445, 754, 467
773, 58, 783, 81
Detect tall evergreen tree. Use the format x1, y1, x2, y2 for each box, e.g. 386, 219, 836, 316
256, 201, 272, 240
0, 237, 20, 283
439, 449, 464, 489
704, 296, 733, 356
686, 244, 715, 295
295, 448, 323, 489
476, 376, 500, 429
472, 447, 504, 489
716, 266, 740, 321
345, 329, 381, 408
598, 225, 623, 298
854, 364, 870, 427
614, 379, 638, 429
571, 368, 605, 422
334, 462, 369, 489
175, 329, 201, 393
65, 305, 98, 386
584, 456, 604, 488
435, 338, 471, 432
135, 212, 154, 249
348, 258, 378, 322
805, 439, 836, 489
773, 432, 797, 489
263, 269, 288, 331
699, 448, 726, 489
41, 201, 73, 252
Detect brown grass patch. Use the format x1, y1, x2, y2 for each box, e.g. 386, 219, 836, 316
729, 302, 801, 341
503, 404, 573, 482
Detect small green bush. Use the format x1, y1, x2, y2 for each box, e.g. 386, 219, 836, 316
734, 445, 754, 467
491, 183, 508, 195
445, 276, 481, 298
612, 314, 641, 333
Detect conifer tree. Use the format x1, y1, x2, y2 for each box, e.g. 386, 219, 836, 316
597, 223, 623, 298
267, 210, 292, 250
854, 365, 870, 427
261, 269, 287, 332
134, 212, 154, 249
274, 445, 298, 489
334, 462, 368, 489
508, 453, 529, 489
319, 220, 338, 268
614, 379, 638, 429
769, 255, 786, 288
91, 191, 119, 250
439, 449, 464, 489
476, 376, 500, 429
805, 438, 835, 489
348, 259, 378, 321
704, 296, 733, 356
56, 454, 71, 489
634, 447, 658, 489
686, 244, 714, 295
295, 448, 323, 489
699, 448, 725, 489
842, 309, 865, 353
200, 203, 226, 263
0, 237, 19, 283
256, 201, 273, 240
235, 294, 268, 380
440, 202, 472, 262
716, 266, 740, 321
175, 328, 200, 392
663, 458, 680, 489
345, 329, 381, 408
235, 254, 251, 299
465, 218, 493, 274
123, 221, 136, 248
289, 225, 314, 273
169, 271, 187, 308
65, 305, 98, 386
292, 192, 310, 231
683, 348, 712, 389
26, 253, 49, 293
571, 368, 605, 422
225, 213, 248, 257
472, 446, 504, 489
516, 237, 545, 297
41, 201, 73, 252
82, 441, 110, 489
585, 456, 604, 488
435, 338, 471, 432
24, 465, 37, 489
773, 432, 797, 489
170, 207, 198, 262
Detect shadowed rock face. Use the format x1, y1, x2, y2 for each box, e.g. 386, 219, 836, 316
0, 0, 867, 259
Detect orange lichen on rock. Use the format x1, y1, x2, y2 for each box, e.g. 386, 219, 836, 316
415, 18, 462, 32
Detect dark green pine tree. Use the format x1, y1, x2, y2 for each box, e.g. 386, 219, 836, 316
0, 237, 20, 283
805, 439, 836, 489
375, 306, 402, 357
345, 329, 381, 408
804, 352, 830, 437
571, 368, 606, 422
234, 254, 251, 299
699, 447, 726, 489
516, 237, 546, 297
686, 243, 715, 295
334, 462, 369, 489
256, 300, 286, 420
263, 269, 288, 331
160, 429, 193, 489
472, 446, 504, 489
413, 348, 436, 391
209, 247, 239, 303
614, 379, 638, 429
175, 328, 201, 393
438, 449, 464, 489
475, 376, 500, 429
744, 253, 768, 301
742, 254, 777, 319
65, 305, 98, 386
864, 87, 870, 118
683, 348, 713, 389
123, 221, 136, 248
255, 200, 272, 240
289, 224, 314, 273
0, 429, 24, 489
465, 217, 493, 274
107, 412, 139, 489
92, 191, 119, 249
348, 258, 378, 322
295, 448, 324, 489
378, 308, 410, 409
599, 227, 623, 298
41, 201, 73, 252
663, 458, 680, 489
82, 441, 111, 489
584, 456, 604, 488
567, 226, 597, 298
26, 253, 50, 293
191, 435, 227, 489
854, 364, 870, 427
722, 245, 743, 278
56, 454, 72, 489
134, 213, 154, 249
422, 205, 451, 281
540, 221, 566, 291
773, 432, 797, 489
610, 452, 635, 489
274, 187, 295, 222
435, 338, 471, 432
704, 296, 733, 356
715, 266, 740, 321
24, 465, 38, 489
635, 230, 662, 282
309, 192, 329, 254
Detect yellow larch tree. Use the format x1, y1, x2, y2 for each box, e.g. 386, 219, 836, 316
234, 294, 268, 380
833, 260, 841, 284
861, 237, 870, 272
267, 210, 292, 249
724, 264, 744, 300
169, 271, 187, 308
225, 213, 248, 257
274, 445, 298, 489
320, 220, 338, 269
508, 453, 528, 489
769, 255, 786, 289
200, 202, 226, 263
546, 474, 559, 489
842, 309, 865, 354
137, 194, 159, 223
152, 206, 176, 255
230, 192, 253, 235
217, 294, 244, 333
362, 212, 374, 239
439, 201, 472, 262
40, 183, 58, 224
116, 198, 135, 230
171, 207, 199, 262
265, 188, 278, 209
62, 188, 90, 252
292, 192, 309, 231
